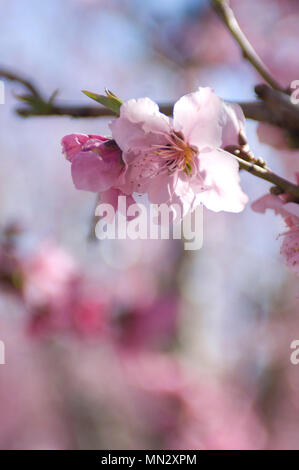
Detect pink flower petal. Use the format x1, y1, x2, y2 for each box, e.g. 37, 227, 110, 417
61, 134, 107, 162
147, 173, 178, 204
99, 189, 136, 222
110, 98, 170, 153
61, 134, 90, 162
281, 227, 299, 276
252, 194, 299, 226
71, 147, 122, 193
196, 149, 248, 213
173, 87, 224, 150
221, 102, 246, 149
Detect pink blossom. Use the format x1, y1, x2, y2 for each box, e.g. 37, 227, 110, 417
29, 291, 109, 338
113, 293, 179, 350
61, 134, 138, 220
23, 242, 78, 308
71, 296, 108, 337
62, 134, 124, 193
252, 192, 299, 226
22, 242, 109, 337
281, 227, 299, 276
0, 316, 70, 449
61, 133, 106, 162
99, 187, 136, 222
110, 87, 248, 215
252, 188, 299, 276
123, 353, 266, 450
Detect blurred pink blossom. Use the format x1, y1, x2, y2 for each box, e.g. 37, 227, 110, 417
0, 316, 70, 449
123, 353, 267, 450
252, 186, 299, 276
23, 241, 78, 308
20, 242, 109, 337
113, 293, 179, 350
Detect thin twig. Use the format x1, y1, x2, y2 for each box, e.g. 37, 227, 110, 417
210, 0, 285, 92
2, 67, 299, 131
16, 102, 174, 118
0, 68, 43, 100
236, 156, 299, 199
14, 98, 299, 136
255, 84, 299, 131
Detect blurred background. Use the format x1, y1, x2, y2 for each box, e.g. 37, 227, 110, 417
0, 0, 299, 450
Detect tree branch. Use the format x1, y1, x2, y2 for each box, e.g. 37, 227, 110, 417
210, 0, 285, 92
2, 67, 299, 133
0, 68, 173, 118
0, 67, 43, 100
16, 102, 174, 118
236, 155, 299, 199
2, 68, 299, 198
255, 84, 299, 131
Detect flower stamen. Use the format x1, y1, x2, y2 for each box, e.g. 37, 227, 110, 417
153, 131, 198, 175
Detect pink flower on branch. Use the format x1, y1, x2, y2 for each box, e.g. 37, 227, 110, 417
110, 87, 248, 215
62, 133, 136, 218
252, 181, 299, 276
62, 88, 248, 219
62, 133, 123, 192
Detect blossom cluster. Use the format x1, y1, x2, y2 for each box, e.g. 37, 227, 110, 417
62, 87, 248, 219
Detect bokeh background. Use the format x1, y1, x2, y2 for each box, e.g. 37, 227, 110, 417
0, 0, 299, 449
